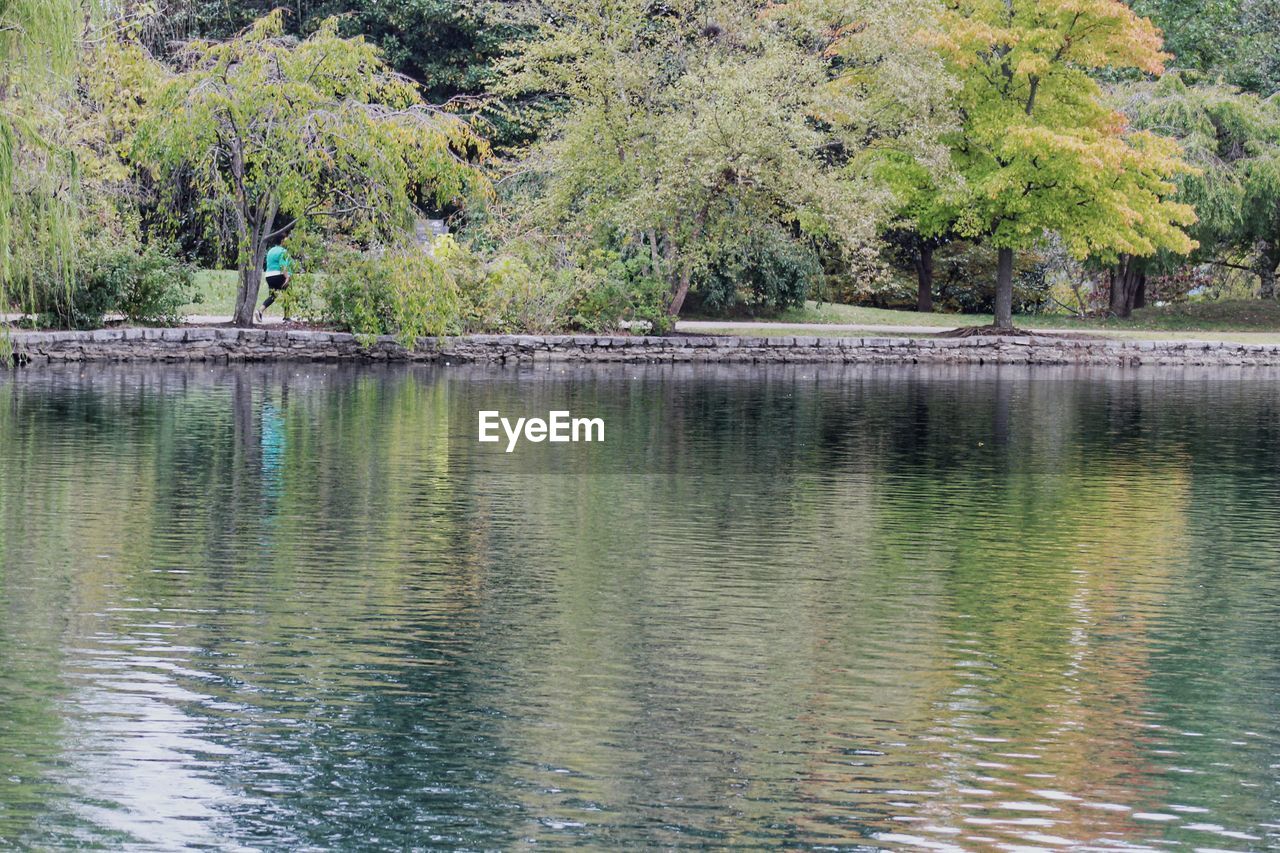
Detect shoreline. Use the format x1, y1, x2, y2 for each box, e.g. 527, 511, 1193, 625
9, 326, 1280, 367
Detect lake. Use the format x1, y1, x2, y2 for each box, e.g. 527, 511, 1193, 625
1, 364, 1278, 850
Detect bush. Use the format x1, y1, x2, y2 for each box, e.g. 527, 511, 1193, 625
565, 251, 672, 333
461, 254, 575, 333
321, 243, 461, 343
28, 244, 196, 328
694, 227, 821, 317
27, 263, 119, 330
314, 235, 674, 337
113, 246, 198, 325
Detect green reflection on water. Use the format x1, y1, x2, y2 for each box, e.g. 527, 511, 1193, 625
1, 365, 1278, 850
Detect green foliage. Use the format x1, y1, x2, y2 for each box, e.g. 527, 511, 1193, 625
111, 245, 199, 326
694, 227, 821, 317
562, 250, 674, 334
133, 0, 510, 107
1132, 0, 1280, 96
313, 234, 672, 337
844, 241, 1050, 313
270, 226, 326, 321
440, 240, 572, 334
132, 11, 490, 325
29, 243, 195, 329
914, 0, 1196, 259
0, 0, 83, 316
321, 244, 461, 344
493, 0, 949, 317
1119, 74, 1280, 291
875, 0, 1200, 326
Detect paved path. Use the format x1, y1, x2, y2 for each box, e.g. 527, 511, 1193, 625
678, 319, 1009, 335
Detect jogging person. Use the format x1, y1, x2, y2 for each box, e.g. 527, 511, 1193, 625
257, 243, 297, 323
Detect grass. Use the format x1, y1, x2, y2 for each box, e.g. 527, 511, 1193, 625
185, 270, 284, 319
776, 302, 988, 328
772, 299, 1280, 333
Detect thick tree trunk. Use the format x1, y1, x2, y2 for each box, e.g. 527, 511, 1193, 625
1109, 255, 1145, 318
915, 245, 934, 313
1134, 274, 1147, 310
994, 247, 1014, 331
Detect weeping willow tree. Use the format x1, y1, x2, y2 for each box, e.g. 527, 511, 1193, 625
134, 12, 490, 327
1117, 74, 1280, 306
0, 0, 85, 327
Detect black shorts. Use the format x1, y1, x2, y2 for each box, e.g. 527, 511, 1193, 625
265, 272, 288, 291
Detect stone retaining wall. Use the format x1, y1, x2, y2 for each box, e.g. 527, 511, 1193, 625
8, 326, 1280, 367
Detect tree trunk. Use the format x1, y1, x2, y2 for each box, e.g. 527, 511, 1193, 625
234, 262, 263, 327
994, 247, 1014, 331
915, 245, 934, 313
1109, 255, 1145, 318
668, 264, 692, 317
1134, 274, 1147, 310
1257, 240, 1279, 299
666, 207, 708, 318
232, 201, 279, 327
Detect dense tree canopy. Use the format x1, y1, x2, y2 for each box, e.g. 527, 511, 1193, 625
497, 0, 952, 317
11, 0, 1280, 333
134, 11, 489, 325
891, 0, 1198, 328
1132, 0, 1280, 96
1121, 75, 1280, 298
134, 0, 505, 105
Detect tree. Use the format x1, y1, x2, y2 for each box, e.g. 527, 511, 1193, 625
1119, 74, 1280, 303
902, 0, 1197, 329
497, 0, 950, 318
133, 12, 489, 326
0, 0, 84, 308
130, 0, 510, 108
1131, 0, 1280, 97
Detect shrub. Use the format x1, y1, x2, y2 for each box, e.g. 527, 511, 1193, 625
566, 251, 672, 333
113, 246, 198, 325
27, 243, 195, 328
321, 244, 461, 343
30, 270, 118, 330
694, 227, 821, 317
315, 235, 674, 337
461, 255, 575, 333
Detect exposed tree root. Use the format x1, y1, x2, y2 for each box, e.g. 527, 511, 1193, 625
939, 324, 1038, 338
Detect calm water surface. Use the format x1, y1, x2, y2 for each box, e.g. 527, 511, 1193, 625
1, 363, 1279, 850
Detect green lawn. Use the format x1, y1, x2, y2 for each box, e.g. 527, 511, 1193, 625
777, 299, 1280, 333
186, 270, 284, 319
